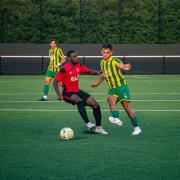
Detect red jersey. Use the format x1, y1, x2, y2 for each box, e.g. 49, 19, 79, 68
55, 62, 90, 92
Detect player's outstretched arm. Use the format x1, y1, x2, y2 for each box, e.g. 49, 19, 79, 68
90, 73, 105, 88
60, 56, 66, 66
117, 63, 131, 71
53, 80, 63, 101
88, 69, 101, 75
55, 56, 66, 68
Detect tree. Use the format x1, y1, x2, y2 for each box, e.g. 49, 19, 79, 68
0, 0, 179, 43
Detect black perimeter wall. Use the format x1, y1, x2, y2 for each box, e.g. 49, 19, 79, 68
0, 44, 180, 74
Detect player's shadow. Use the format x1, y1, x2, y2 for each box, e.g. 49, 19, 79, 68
58, 137, 84, 141
71, 137, 84, 141
83, 126, 97, 135
83, 130, 97, 135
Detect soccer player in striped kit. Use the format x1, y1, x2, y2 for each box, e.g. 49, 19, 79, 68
91, 44, 142, 135
39, 39, 65, 101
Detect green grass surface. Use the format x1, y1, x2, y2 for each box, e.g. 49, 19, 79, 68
0, 75, 180, 180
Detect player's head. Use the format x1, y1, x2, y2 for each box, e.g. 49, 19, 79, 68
66, 50, 78, 65
50, 39, 58, 49
101, 44, 113, 60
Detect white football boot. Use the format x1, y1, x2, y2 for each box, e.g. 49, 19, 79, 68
86, 122, 96, 132
109, 117, 123, 126
95, 126, 108, 135
132, 127, 142, 135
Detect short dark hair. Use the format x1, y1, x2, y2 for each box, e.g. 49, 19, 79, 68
66, 50, 76, 57
50, 39, 58, 44
102, 44, 112, 50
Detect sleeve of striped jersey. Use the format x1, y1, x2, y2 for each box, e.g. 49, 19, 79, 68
113, 58, 123, 66
80, 65, 90, 73
55, 70, 65, 82
58, 48, 64, 57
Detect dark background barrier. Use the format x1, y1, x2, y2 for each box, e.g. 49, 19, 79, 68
0, 44, 180, 74
1, 44, 180, 55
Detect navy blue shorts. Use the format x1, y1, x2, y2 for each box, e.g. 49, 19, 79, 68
63, 89, 90, 105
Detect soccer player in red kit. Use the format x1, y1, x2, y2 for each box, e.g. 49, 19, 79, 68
53, 50, 108, 135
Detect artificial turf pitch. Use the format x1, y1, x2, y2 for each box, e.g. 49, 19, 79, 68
0, 75, 180, 180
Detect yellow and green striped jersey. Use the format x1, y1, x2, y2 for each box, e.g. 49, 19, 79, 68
100, 56, 127, 89
48, 47, 64, 72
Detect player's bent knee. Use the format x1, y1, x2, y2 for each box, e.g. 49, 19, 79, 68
108, 98, 116, 108
77, 100, 84, 106
107, 96, 112, 101
107, 96, 112, 103
107, 95, 116, 103
93, 103, 100, 109
44, 78, 51, 85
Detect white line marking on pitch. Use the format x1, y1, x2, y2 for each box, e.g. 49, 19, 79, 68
0, 92, 180, 96
1, 79, 180, 82
1, 78, 180, 82
0, 100, 180, 103
0, 109, 180, 112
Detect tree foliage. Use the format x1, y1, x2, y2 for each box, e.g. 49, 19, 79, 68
0, 0, 179, 43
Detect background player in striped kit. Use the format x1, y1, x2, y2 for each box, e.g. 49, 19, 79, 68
91, 44, 142, 135
39, 39, 65, 101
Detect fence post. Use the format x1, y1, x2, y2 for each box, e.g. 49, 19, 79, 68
122, 56, 126, 74
163, 55, 166, 74
0, 55, 2, 75
82, 56, 85, 65
122, 56, 125, 64
41, 56, 44, 74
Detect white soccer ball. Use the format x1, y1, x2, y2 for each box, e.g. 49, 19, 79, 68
60, 127, 74, 140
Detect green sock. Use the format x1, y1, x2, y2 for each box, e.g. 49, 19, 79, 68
130, 116, 138, 127
44, 85, 49, 96
111, 110, 119, 118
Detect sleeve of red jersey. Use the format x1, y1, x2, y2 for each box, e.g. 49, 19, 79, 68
80, 65, 90, 73
55, 71, 65, 82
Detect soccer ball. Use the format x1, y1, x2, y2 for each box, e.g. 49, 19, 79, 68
60, 127, 74, 140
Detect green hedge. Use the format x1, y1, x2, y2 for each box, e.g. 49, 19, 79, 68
0, 0, 179, 43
